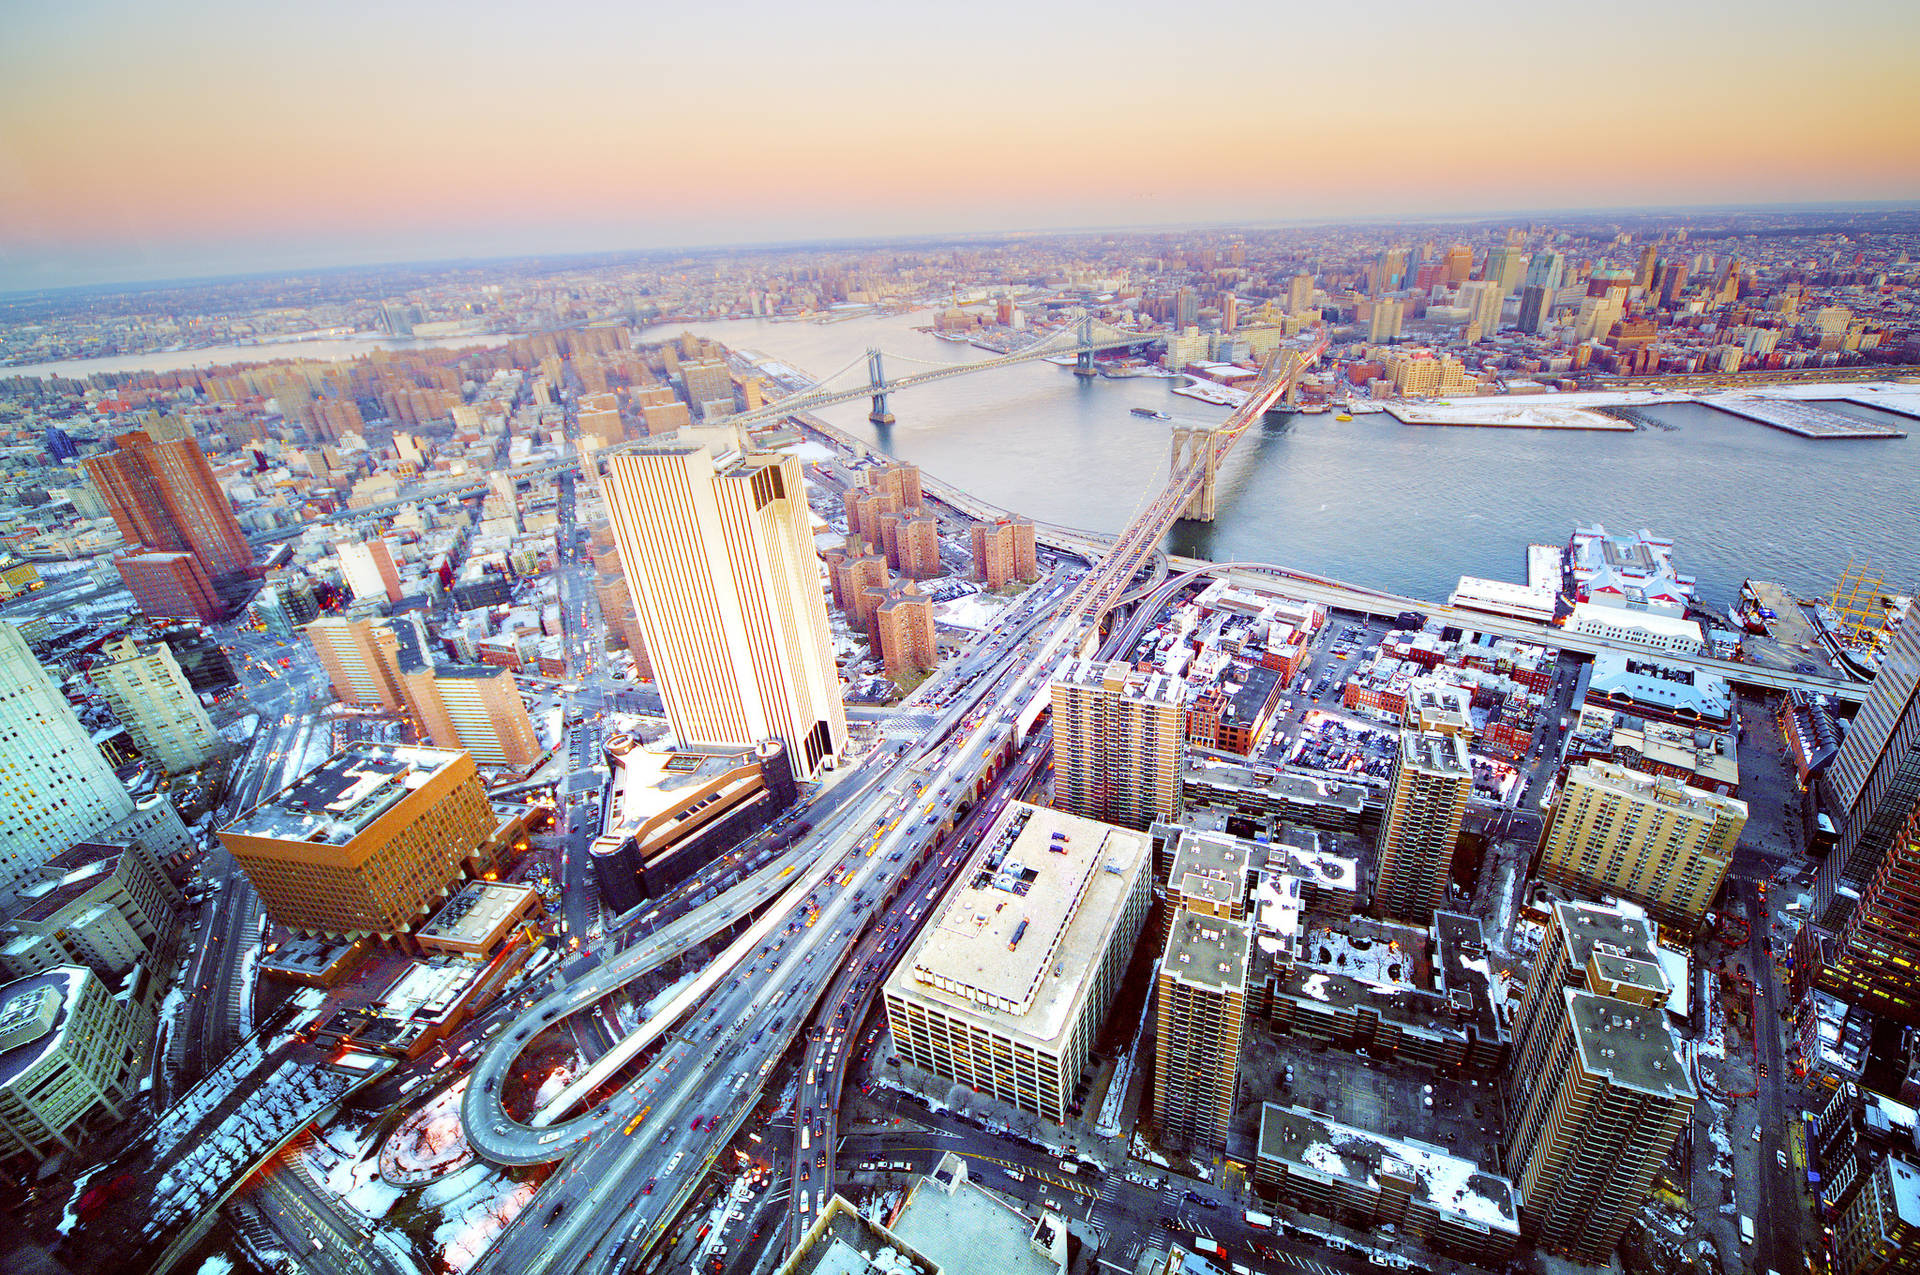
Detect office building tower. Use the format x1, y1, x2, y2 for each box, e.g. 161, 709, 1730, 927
0, 967, 150, 1164
1634, 242, 1658, 288
1808, 620, 1920, 1023
1457, 280, 1505, 340
1517, 285, 1552, 335
883, 803, 1149, 1125
1153, 908, 1251, 1151
84, 430, 253, 609
1287, 273, 1316, 314
1221, 292, 1240, 331
1537, 762, 1745, 931
0, 624, 192, 897
387, 619, 541, 768
1525, 251, 1565, 292
1369, 299, 1404, 343
680, 359, 733, 416
603, 443, 846, 778
1484, 246, 1527, 297
1373, 731, 1471, 923
1051, 659, 1185, 830
1503, 901, 1694, 1262
970, 517, 1038, 588
1444, 246, 1475, 284
337, 538, 403, 606
306, 616, 404, 710
1175, 288, 1200, 328
1832, 1154, 1920, 1275
217, 744, 494, 940
253, 578, 320, 635
91, 636, 220, 775
0, 839, 180, 981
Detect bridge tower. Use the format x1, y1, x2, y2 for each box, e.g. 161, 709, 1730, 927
1074, 314, 1098, 378
867, 348, 895, 424
1169, 424, 1221, 522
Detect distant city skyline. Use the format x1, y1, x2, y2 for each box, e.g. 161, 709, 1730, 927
3, 0, 1917, 290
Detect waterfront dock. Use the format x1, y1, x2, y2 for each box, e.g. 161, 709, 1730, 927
1708, 397, 1907, 439
1383, 401, 1632, 430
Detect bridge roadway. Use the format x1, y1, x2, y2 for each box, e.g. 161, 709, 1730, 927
323, 321, 1152, 526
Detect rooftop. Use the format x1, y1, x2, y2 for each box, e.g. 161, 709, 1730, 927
221, 743, 466, 846
1169, 829, 1251, 912
1566, 989, 1695, 1100
1183, 761, 1368, 814
1554, 899, 1660, 971
890, 1153, 1063, 1275
896, 802, 1147, 1046
1399, 729, 1470, 777
1565, 760, 1747, 822
1256, 1102, 1520, 1235
417, 881, 539, 947
0, 968, 86, 1088
1162, 908, 1251, 994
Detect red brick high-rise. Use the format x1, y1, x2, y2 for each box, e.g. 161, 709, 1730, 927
86, 431, 254, 603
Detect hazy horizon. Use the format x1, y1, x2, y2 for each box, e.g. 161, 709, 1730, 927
4, 0, 1919, 292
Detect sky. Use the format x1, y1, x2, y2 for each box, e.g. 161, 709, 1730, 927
2, 0, 1918, 291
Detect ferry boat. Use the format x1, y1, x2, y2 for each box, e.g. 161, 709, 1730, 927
1130, 407, 1171, 420
1297, 403, 1331, 415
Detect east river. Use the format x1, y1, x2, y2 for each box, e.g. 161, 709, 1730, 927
644, 312, 1920, 609
15, 312, 1915, 609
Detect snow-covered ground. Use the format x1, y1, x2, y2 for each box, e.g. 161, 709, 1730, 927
425, 1162, 538, 1273
218, 713, 261, 745
1387, 401, 1632, 431
934, 592, 1007, 633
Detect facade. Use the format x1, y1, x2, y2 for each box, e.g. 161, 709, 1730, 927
1567, 602, 1705, 654
114, 550, 223, 623
85, 430, 252, 613
1833, 1154, 1920, 1275
884, 803, 1149, 1125
0, 623, 193, 897
1538, 762, 1745, 931
893, 512, 943, 580
1152, 908, 1251, 1151
1373, 731, 1471, 923
91, 636, 220, 774
1504, 901, 1694, 1261
1808, 619, 1920, 1024
217, 744, 495, 940
0, 967, 149, 1163
338, 538, 403, 605
603, 443, 846, 779
971, 517, 1038, 588
1051, 659, 1184, 830
0, 839, 180, 980
872, 580, 937, 685
306, 616, 403, 709
402, 665, 541, 768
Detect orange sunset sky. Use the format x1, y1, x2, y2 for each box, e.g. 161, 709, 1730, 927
2, 0, 1918, 289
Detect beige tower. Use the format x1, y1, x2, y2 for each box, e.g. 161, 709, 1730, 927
1051, 659, 1184, 830
1503, 902, 1694, 1261
1374, 730, 1471, 923
603, 443, 846, 778
306, 616, 404, 710
92, 636, 220, 774
1153, 909, 1251, 1152
1539, 762, 1746, 931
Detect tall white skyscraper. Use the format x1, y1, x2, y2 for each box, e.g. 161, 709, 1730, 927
0, 624, 191, 896
603, 441, 847, 778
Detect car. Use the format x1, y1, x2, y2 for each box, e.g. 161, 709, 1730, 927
692, 1116, 703, 1130
1752, 1127, 1763, 1143
1777, 1149, 1788, 1169
643, 1177, 656, 1195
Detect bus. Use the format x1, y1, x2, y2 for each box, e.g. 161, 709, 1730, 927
1244, 1210, 1274, 1230
1740, 1216, 1756, 1246
800, 1126, 811, 1151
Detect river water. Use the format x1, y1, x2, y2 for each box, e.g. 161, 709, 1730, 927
641, 313, 1920, 609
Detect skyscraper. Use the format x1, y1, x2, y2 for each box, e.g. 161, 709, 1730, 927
1484, 246, 1527, 297
1503, 901, 1694, 1262
1373, 731, 1471, 923
306, 616, 404, 710
1517, 285, 1552, 336
91, 636, 221, 775
84, 430, 253, 617
603, 442, 846, 778
0, 624, 191, 896
1369, 298, 1404, 343
1831, 1153, 1920, 1275
1537, 762, 1746, 931
1456, 280, 1505, 341
1051, 659, 1184, 830
1153, 908, 1251, 1151
1525, 251, 1566, 292
1808, 620, 1920, 1023
1287, 273, 1316, 314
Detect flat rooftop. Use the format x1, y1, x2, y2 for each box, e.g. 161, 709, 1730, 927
417, 881, 538, 946
222, 743, 466, 846
0, 968, 85, 1088
602, 740, 766, 840
1399, 729, 1470, 777
897, 802, 1147, 1046
1554, 899, 1659, 970
1169, 829, 1252, 912
890, 1162, 1062, 1275
1567, 990, 1694, 1101
1183, 762, 1368, 814
1163, 908, 1251, 994
1257, 1102, 1520, 1235
1566, 760, 1746, 822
